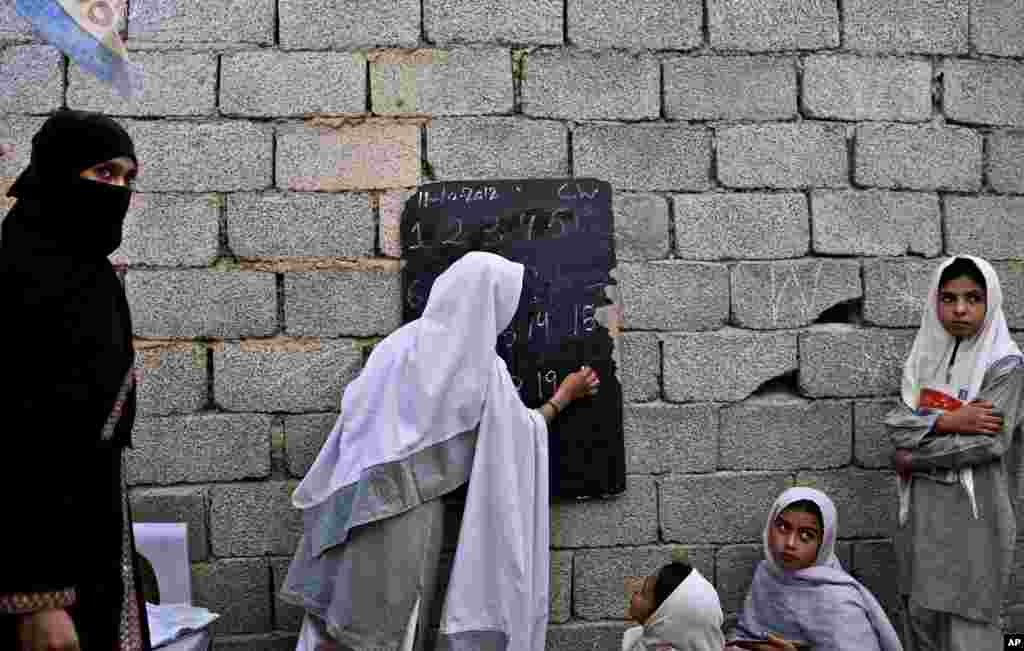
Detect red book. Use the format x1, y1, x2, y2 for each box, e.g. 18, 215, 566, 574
919, 386, 964, 412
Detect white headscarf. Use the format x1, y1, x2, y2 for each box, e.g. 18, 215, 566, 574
623, 568, 725, 651
735, 488, 903, 651
291, 250, 551, 651
898, 255, 1021, 523
292, 250, 524, 509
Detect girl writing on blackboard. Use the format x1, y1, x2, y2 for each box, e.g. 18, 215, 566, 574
280, 251, 599, 651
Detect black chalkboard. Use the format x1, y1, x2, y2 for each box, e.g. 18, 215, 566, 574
401, 178, 625, 500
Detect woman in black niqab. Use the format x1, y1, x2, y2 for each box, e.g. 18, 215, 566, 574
0, 109, 151, 651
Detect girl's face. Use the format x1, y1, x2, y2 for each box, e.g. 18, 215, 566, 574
768, 508, 822, 572
79, 156, 137, 188
938, 275, 987, 339
628, 574, 657, 624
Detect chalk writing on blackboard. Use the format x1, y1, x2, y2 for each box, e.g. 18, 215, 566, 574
401, 178, 624, 500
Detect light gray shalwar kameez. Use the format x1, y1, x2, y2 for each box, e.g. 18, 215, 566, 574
886, 356, 1024, 650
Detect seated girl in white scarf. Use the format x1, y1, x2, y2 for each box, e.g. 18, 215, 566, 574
728, 488, 903, 651
623, 561, 797, 651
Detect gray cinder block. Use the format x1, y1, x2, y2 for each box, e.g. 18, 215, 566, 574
944, 196, 1024, 260
427, 117, 567, 180
278, 0, 418, 48
222, 51, 366, 117
424, 0, 562, 45
842, 0, 968, 54
616, 261, 729, 331
574, 124, 711, 191
116, 193, 220, 267
731, 259, 862, 329
550, 551, 572, 624
122, 120, 273, 192
660, 472, 792, 544
130, 485, 209, 561
550, 476, 658, 547
708, 0, 839, 51
545, 622, 634, 651
128, 0, 274, 44
69, 52, 216, 116
664, 55, 797, 121
227, 191, 375, 259
617, 333, 661, 403
803, 54, 931, 122
192, 558, 271, 634
623, 403, 718, 475
213, 340, 363, 413
210, 481, 302, 557
276, 121, 420, 191
798, 325, 916, 398
674, 193, 809, 261
855, 122, 982, 191
210, 634, 299, 651
270, 557, 304, 631
283, 413, 337, 477
717, 122, 848, 189
370, 47, 512, 116
568, 0, 701, 50
944, 60, 1024, 128
135, 348, 209, 416
971, 0, 1024, 57
811, 190, 941, 257
126, 270, 277, 338
663, 329, 798, 402
853, 399, 902, 470
613, 193, 671, 262
0, 3, 35, 42
716, 544, 762, 613
796, 468, 896, 537
285, 271, 402, 337
0, 45, 61, 113
989, 131, 1024, 195
522, 50, 658, 120
862, 258, 935, 327
125, 414, 272, 485
720, 397, 853, 470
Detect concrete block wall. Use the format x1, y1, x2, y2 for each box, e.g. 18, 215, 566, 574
3, 0, 1024, 648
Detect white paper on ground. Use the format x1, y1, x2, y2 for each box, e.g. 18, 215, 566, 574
146, 603, 219, 648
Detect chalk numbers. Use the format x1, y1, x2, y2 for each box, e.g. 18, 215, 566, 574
499, 326, 517, 349
572, 304, 597, 336
441, 218, 463, 245
580, 304, 596, 333
538, 369, 558, 398
408, 221, 425, 250
509, 370, 562, 401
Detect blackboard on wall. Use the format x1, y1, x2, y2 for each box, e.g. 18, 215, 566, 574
400, 178, 625, 500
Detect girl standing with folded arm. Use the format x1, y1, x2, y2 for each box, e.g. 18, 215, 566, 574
887, 255, 1024, 651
